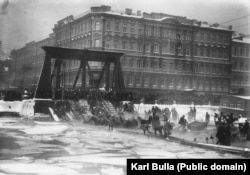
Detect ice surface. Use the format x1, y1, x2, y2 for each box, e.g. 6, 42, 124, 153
0, 162, 80, 175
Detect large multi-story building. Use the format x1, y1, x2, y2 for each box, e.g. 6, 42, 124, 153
11, 5, 235, 103
12, 34, 55, 89
231, 36, 250, 95
53, 6, 233, 99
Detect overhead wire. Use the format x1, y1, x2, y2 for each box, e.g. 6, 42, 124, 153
219, 14, 250, 25
234, 22, 250, 28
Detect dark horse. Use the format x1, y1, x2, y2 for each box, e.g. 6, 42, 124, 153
137, 116, 153, 134
152, 114, 163, 136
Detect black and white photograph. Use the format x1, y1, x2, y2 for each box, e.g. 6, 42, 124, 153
0, 0, 250, 174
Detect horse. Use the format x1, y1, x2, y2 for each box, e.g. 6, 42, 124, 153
152, 114, 163, 136
137, 116, 153, 135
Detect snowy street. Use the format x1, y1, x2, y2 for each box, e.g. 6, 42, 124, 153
0, 117, 247, 175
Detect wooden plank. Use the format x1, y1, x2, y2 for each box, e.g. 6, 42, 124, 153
66, 112, 74, 120
48, 107, 60, 122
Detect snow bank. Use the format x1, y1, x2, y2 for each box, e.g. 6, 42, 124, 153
0, 100, 23, 113
0, 99, 35, 117
22, 125, 68, 135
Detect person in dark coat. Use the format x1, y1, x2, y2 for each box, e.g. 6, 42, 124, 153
163, 119, 173, 139
205, 112, 210, 123
243, 120, 249, 137
246, 124, 250, 148
193, 107, 197, 121
216, 122, 226, 145
224, 123, 231, 146
178, 115, 188, 130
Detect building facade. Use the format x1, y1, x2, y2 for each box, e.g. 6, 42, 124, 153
12, 34, 55, 89
53, 6, 233, 99
231, 37, 250, 95
11, 5, 234, 103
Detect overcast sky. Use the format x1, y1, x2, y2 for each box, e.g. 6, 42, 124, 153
0, 0, 249, 54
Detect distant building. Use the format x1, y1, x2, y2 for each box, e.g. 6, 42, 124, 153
11, 34, 55, 89
231, 36, 250, 95
10, 5, 234, 104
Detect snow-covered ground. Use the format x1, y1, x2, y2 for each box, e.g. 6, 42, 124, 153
0, 116, 246, 175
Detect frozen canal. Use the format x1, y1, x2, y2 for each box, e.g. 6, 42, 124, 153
0, 117, 247, 175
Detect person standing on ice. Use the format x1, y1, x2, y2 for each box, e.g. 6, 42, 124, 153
246, 122, 250, 149
205, 112, 210, 123
171, 108, 178, 123
163, 118, 173, 139
178, 115, 188, 131
193, 107, 197, 121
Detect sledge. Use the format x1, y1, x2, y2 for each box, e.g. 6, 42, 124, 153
187, 121, 208, 131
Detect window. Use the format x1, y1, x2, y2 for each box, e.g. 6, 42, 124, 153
137, 59, 142, 68
114, 40, 119, 49
152, 76, 158, 88
146, 42, 150, 52
95, 21, 100, 30
123, 27, 127, 33
212, 65, 216, 73
160, 77, 165, 88
218, 49, 223, 58
129, 59, 134, 67
219, 34, 223, 43
131, 28, 135, 33
154, 28, 159, 37
115, 23, 119, 31
145, 60, 150, 68
233, 62, 237, 70
135, 76, 141, 87
138, 42, 142, 51
213, 33, 217, 42
169, 77, 174, 88
95, 39, 100, 47
240, 62, 244, 70
200, 47, 204, 56
130, 42, 135, 50
154, 43, 159, 53
122, 41, 127, 49
128, 75, 133, 86
146, 27, 150, 36
185, 78, 189, 88
106, 22, 111, 30
186, 47, 190, 55
206, 64, 210, 73
138, 29, 142, 35
144, 76, 149, 87
199, 64, 204, 72
206, 48, 210, 57
170, 42, 175, 53
170, 63, 174, 71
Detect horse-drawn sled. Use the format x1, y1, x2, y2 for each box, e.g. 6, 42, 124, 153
187, 121, 208, 131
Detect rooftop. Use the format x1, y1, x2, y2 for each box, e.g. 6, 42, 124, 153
233, 38, 250, 44
232, 95, 250, 100
71, 5, 232, 31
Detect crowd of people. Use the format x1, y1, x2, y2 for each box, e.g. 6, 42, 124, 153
214, 112, 250, 147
